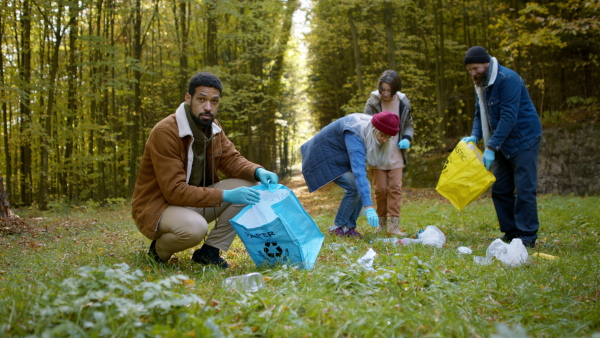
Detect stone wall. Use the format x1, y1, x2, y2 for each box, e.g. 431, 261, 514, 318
403, 122, 600, 196
538, 122, 600, 195
403, 152, 446, 189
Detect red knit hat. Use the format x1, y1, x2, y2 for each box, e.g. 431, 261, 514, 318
371, 111, 399, 136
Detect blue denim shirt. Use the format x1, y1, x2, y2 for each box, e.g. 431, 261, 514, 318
300, 114, 373, 207
471, 64, 542, 159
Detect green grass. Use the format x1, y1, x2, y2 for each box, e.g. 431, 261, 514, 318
0, 191, 599, 337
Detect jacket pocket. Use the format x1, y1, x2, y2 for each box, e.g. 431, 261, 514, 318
212, 135, 223, 158
488, 97, 500, 113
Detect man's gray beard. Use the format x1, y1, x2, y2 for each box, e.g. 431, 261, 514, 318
474, 67, 490, 87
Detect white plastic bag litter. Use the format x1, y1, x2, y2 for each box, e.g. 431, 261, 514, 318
474, 238, 529, 267
357, 248, 377, 272
457, 246, 473, 254
416, 225, 446, 248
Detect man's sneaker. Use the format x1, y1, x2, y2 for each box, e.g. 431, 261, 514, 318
501, 233, 517, 243
521, 239, 536, 248
488, 233, 516, 243
148, 240, 165, 264
346, 228, 363, 238
192, 244, 229, 268
329, 226, 347, 237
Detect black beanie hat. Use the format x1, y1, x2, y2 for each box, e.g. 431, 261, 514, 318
463, 46, 491, 65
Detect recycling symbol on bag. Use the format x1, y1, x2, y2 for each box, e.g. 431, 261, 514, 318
263, 242, 283, 258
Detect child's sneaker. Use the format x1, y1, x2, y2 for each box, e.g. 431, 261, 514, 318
346, 228, 363, 238
329, 225, 347, 237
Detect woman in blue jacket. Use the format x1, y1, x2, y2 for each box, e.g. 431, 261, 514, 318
300, 111, 399, 238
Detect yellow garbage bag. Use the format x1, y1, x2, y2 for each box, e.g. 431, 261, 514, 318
436, 141, 496, 211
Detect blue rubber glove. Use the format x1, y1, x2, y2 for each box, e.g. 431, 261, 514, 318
223, 187, 261, 205
483, 149, 495, 171
461, 136, 477, 144
365, 208, 379, 228
255, 168, 279, 190
398, 139, 410, 149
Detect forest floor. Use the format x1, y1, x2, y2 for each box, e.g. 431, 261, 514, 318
1, 168, 599, 337
280, 168, 448, 216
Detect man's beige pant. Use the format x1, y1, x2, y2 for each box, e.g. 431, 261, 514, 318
154, 178, 256, 261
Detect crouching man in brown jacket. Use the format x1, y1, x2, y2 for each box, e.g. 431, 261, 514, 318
132, 72, 278, 268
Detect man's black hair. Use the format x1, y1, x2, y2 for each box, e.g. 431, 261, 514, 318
188, 72, 223, 96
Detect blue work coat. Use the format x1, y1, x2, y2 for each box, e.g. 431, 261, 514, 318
472, 63, 542, 159
300, 114, 373, 208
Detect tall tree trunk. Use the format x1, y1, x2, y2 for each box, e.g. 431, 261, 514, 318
19, 0, 32, 205
462, 0, 471, 48
0, 13, 11, 196
85, 0, 104, 202
461, 0, 473, 137
109, 1, 117, 198
38, 4, 66, 210
205, 0, 218, 67
63, 1, 79, 198
96, 3, 112, 202
347, 8, 364, 93
383, 2, 396, 70
129, 0, 142, 195
262, 0, 298, 172
434, 0, 447, 141
173, 0, 190, 99
110, 78, 117, 197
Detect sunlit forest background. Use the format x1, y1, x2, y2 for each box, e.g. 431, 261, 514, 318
1, 0, 599, 208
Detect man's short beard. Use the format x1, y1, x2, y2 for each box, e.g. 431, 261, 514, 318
474, 65, 490, 87
192, 113, 214, 128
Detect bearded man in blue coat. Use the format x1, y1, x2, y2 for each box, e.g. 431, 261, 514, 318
461, 46, 543, 248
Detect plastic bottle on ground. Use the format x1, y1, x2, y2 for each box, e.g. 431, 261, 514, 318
371, 238, 402, 244
224, 272, 265, 292
400, 238, 422, 245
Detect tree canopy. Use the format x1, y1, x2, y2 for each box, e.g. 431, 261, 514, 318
306, 0, 600, 150
1, 0, 598, 207
1, 0, 301, 207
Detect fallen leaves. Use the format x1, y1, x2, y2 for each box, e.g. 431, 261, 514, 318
533, 252, 559, 260
279, 169, 450, 215
0, 217, 33, 235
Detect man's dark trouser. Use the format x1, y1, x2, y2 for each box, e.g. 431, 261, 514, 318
491, 140, 540, 243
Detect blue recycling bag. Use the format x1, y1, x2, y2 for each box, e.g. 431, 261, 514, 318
230, 184, 324, 270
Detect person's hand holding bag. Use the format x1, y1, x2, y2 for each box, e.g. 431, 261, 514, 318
365, 208, 379, 227
223, 187, 261, 205
461, 136, 477, 144
255, 168, 279, 191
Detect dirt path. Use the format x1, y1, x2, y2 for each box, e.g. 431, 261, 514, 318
279, 169, 447, 215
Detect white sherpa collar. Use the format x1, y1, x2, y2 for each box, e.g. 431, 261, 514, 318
474, 56, 498, 146
370, 90, 406, 102
486, 57, 498, 87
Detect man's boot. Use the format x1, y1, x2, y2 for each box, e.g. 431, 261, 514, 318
387, 216, 406, 236
378, 217, 387, 234
148, 240, 167, 264
192, 244, 229, 268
